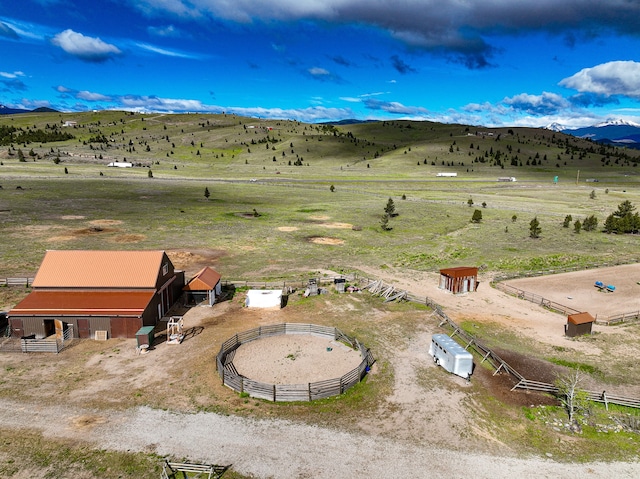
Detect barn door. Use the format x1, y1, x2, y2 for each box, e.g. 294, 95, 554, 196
77, 319, 90, 339
54, 319, 64, 339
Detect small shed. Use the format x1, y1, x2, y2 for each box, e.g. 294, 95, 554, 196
183, 267, 222, 306
565, 312, 595, 337
245, 290, 283, 308
439, 267, 478, 294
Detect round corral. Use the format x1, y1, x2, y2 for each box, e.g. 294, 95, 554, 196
216, 323, 374, 402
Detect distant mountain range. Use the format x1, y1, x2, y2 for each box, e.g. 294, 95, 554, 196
0, 105, 59, 115
547, 118, 640, 150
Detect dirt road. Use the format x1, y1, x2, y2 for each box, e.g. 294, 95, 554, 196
1, 399, 638, 478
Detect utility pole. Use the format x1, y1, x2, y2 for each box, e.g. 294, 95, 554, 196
576, 169, 580, 185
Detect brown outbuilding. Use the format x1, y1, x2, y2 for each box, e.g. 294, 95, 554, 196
8, 250, 184, 339
439, 266, 478, 294
565, 312, 595, 337
182, 266, 222, 306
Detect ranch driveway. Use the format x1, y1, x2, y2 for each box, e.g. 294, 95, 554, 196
0, 398, 639, 479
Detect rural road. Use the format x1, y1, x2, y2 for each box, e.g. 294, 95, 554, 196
1, 399, 638, 478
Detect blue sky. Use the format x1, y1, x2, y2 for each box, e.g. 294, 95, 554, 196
2, 0, 640, 127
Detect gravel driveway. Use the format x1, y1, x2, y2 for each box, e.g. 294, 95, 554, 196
1, 399, 638, 478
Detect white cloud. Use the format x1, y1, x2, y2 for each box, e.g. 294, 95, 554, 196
76, 90, 112, 102
308, 67, 330, 76
0, 71, 25, 79
503, 91, 570, 115
135, 42, 199, 59
51, 29, 121, 62
559, 61, 640, 99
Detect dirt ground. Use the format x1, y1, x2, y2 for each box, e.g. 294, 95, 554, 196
505, 264, 640, 319
2, 254, 640, 477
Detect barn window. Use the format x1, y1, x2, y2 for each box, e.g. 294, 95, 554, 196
162, 263, 168, 275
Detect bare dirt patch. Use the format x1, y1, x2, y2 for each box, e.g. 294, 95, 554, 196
277, 226, 299, 232
316, 222, 353, 229
110, 234, 146, 243
232, 334, 362, 384
165, 249, 226, 276
73, 226, 120, 236
309, 215, 330, 221
46, 235, 76, 242
60, 215, 86, 220
308, 236, 345, 245
88, 219, 123, 227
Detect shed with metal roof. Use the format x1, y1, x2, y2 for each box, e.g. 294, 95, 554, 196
565, 312, 595, 337
439, 266, 478, 294
183, 266, 222, 306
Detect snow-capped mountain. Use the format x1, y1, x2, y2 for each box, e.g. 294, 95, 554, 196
593, 118, 640, 128
547, 118, 640, 149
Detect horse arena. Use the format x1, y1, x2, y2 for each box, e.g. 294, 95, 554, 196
216, 323, 374, 402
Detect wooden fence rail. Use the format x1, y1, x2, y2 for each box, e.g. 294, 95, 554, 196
216, 323, 374, 402
355, 276, 640, 410
0, 277, 33, 287
494, 282, 640, 326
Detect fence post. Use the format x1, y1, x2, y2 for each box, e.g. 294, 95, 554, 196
273, 384, 276, 402
308, 383, 311, 401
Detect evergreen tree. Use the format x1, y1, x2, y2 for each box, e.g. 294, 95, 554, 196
562, 214, 572, 228
204, 187, 210, 200
384, 198, 396, 217
471, 209, 482, 223
529, 217, 541, 238
574, 220, 582, 234
380, 214, 391, 231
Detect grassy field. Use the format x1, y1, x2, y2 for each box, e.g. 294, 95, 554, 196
1, 111, 640, 476
1, 112, 639, 281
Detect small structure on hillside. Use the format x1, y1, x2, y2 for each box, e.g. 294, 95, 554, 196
304, 278, 319, 297
439, 267, 478, 294
245, 289, 283, 308
565, 312, 595, 337
183, 266, 222, 306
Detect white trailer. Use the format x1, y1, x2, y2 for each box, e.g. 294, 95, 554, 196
428, 334, 473, 379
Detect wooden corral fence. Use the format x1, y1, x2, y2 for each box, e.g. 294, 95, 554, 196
222, 274, 356, 292
594, 310, 640, 326
216, 323, 375, 402
0, 277, 33, 287
0, 327, 74, 354
493, 282, 582, 316
161, 460, 229, 479
354, 276, 640, 410
494, 282, 640, 326
510, 379, 640, 410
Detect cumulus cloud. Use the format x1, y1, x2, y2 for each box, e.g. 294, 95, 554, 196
0, 71, 27, 92
51, 29, 121, 62
364, 98, 430, 116
0, 21, 19, 39
307, 67, 343, 83
55, 85, 112, 102
128, 1, 640, 69
559, 61, 640, 99
503, 92, 570, 116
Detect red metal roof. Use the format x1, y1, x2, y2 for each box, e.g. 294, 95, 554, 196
439, 266, 478, 278
568, 312, 595, 325
183, 266, 221, 291
31, 250, 167, 288
8, 290, 154, 317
